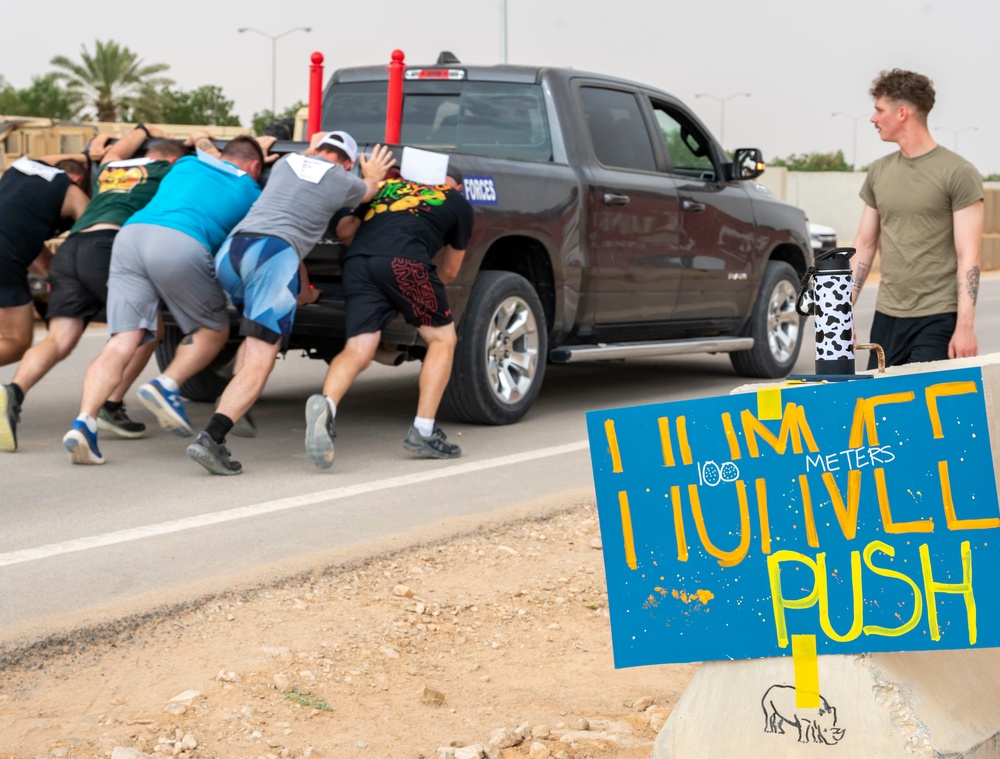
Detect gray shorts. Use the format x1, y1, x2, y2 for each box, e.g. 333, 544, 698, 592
107, 223, 228, 343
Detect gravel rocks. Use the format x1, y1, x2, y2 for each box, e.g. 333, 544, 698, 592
0, 502, 695, 757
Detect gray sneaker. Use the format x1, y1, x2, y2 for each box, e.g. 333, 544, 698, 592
305, 394, 335, 469
403, 425, 462, 459
0, 384, 20, 453
186, 431, 242, 476
97, 403, 147, 439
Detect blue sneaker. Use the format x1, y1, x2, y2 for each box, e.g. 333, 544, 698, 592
138, 379, 193, 437
63, 420, 105, 465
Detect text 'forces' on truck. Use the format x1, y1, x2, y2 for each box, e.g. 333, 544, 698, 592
162, 55, 813, 426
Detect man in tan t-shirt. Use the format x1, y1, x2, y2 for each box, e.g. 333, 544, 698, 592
851, 68, 984, 369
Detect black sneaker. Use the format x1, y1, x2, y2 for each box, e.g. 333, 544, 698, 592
186, 432, 242, 476
97, 403, 147, 439
0, 384, 20, 453
403, 425, 462, 459
305, 394, 335, 469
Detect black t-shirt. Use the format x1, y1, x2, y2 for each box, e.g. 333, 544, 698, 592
0, 159, 73, 265
345, 179, 474, 264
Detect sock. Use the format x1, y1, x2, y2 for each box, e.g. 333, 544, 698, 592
414, 416, 435, 437
325, 396, 337, 418
205, 413, 234, 444
103, 400, 122, 413
10, 383, 25, 407
76, 414, 97, 433
156, 375, 180, 393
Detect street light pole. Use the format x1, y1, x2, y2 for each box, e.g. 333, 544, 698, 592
831, 112, 867, 169
935, 125, 978, 152
695, 92, 750, 147
239, 25, 312, 113
499, 0, 508, 63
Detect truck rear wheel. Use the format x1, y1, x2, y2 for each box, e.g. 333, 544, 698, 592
730, 260, 803, 378
443, 271, 547, 425
155, 325, 237, 402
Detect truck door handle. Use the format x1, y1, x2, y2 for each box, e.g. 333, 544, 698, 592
682, 199, 706, 212
603, 193, 630, 206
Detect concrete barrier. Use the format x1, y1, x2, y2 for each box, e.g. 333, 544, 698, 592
650, 354, 1000, 759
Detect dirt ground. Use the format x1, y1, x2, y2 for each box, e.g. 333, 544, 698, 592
0, 496, 697, 759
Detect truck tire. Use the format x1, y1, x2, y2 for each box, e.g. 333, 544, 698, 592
443, 271, 547, 425
154, 325, 235, 402
730, 260, 804, 378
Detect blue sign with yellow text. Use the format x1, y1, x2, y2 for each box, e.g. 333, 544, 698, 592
586, 367, 1000, 668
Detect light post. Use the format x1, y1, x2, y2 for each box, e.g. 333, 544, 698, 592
499, 0, 508, 63
831, 112, 867, 169
238, 26, 312, 113
935, 125, 978, 152
695, 92, 750, 147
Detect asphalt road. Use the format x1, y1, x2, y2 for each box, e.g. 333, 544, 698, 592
2, 278, 999, 644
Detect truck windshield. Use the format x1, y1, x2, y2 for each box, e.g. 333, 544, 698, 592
322, 80, 553, 162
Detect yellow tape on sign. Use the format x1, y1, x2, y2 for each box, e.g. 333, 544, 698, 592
791, 634, 820, 708
757, 387, 783, 421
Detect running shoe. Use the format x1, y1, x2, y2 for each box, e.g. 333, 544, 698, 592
63, 420, 105, 465
186, 431, 242, 476
0, 384, 20, 453
403, 425, 462, 459
304, 394, 335, 469
138, 379, 193, 436
97, 403, 147, 439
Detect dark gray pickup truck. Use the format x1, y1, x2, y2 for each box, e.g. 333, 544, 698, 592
158, 59, 813, 425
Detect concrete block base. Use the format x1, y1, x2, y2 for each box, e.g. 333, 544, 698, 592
651, 639, 1000, 757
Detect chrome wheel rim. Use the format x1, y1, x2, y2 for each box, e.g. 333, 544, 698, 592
485, 296, 540, 405
767, 279, 800, 364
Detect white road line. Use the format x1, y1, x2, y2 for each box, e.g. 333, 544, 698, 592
0, 440, 591, 568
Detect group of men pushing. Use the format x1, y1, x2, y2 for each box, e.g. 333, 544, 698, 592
0, 123, 474, 475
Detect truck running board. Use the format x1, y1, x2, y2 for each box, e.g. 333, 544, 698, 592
549, 337, 754, 364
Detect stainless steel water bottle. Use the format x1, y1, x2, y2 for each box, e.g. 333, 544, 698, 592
813, 247, 856, 375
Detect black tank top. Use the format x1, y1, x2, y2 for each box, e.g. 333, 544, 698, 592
0, 160, 73, 265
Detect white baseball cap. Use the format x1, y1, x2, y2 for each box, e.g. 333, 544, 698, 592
317, 130, 358, 162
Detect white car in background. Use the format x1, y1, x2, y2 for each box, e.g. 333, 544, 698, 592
809, 222, 838, 255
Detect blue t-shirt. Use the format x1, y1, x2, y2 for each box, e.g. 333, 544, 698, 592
126, 151, 261, 251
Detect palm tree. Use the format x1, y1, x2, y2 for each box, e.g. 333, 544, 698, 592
50, 40, 172, 122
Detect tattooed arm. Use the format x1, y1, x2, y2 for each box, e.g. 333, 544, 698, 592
850, 205, 880, 306
949, 200, 984, 359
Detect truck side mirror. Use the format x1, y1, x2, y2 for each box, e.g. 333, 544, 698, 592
729, 147, 765, 180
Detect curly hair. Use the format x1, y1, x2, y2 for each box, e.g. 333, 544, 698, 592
870, 69, 936, 117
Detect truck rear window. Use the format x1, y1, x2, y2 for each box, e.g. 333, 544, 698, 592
322, 81, 552, 162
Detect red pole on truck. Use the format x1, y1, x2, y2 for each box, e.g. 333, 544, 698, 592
308, 52, 324, 140
385, 49, 405, 144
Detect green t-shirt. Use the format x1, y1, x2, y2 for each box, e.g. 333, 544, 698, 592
860, 146, 982, 317
70, 157, 173, 234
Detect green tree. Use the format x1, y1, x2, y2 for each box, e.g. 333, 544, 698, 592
50, 39, 172, 121
769, 150, 852, 172
0, 74, 80, 119
251, 101, 305, 137
984, 173, 1000, 182
131, 84, 241, 126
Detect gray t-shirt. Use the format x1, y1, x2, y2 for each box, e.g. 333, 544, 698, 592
233, 153, 367, 260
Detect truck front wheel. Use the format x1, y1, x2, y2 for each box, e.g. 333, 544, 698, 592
443, 271, 547, 425
730, 260, 804, 378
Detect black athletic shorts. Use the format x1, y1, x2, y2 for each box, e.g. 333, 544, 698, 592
46, 229, 118, 323
867, 310, 956, 369
0, 245, 33, 308
343, 255, 452, 338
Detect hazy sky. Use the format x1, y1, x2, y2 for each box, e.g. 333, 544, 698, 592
3, 0, 997, 173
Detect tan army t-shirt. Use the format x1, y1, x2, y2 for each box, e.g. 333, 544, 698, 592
860, 145, 983, 317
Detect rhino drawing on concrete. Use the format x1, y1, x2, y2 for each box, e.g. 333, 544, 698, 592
762, 684, 846, 745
